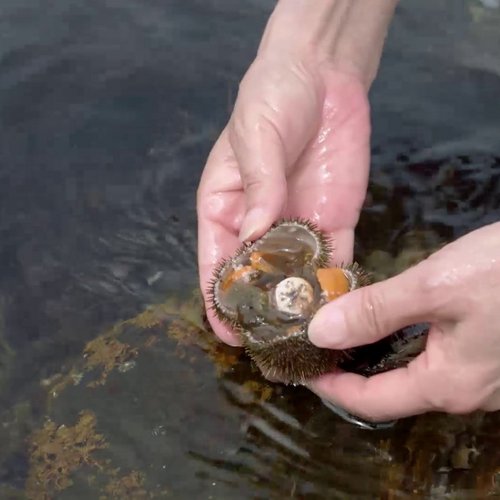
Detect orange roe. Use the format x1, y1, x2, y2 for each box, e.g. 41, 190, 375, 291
220, 265, 255, 291
316, 267, 350, 301
249, 252, 277, 274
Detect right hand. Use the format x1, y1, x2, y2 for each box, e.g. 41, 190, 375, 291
197, 52, 371, 345
308, 222, 500, 421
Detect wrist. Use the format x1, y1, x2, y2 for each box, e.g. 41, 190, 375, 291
258, 0, 399, 89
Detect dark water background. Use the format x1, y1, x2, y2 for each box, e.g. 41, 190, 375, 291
1, 0, 500, 498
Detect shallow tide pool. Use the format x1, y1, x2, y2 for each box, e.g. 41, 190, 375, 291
0, 0, 499, 498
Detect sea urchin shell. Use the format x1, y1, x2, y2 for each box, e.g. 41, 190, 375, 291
208, 219, 371, 384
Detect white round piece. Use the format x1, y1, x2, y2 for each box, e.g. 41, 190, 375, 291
274, 277, 314, 316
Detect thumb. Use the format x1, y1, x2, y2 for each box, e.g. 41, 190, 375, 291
228, 60, 323, 242
229, 111, 288, 242
308, 261, 435, 349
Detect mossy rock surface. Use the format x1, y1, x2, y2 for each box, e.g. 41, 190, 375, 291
21, 291, 500, 499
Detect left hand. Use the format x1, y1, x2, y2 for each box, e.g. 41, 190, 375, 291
197, 57, 370, 345
197, 0, 398, 346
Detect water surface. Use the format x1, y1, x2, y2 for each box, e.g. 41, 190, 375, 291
0, 0, 499, 498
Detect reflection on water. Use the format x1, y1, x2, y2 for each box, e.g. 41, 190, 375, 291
0, 0, 500, 498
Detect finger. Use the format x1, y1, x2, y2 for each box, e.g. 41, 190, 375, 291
205, 308, 241, 347
308, 259, 439, 349
287, 85, 370, 231
229, 110, 288, 242
328, 227, 354, 266
197, 132, 244, 346
286, 75, 370, 263
197, 213, 242, 347
228, 61, 323, 241
308, 357, 433, 421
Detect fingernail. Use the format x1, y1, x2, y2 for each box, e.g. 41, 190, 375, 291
239, 208, 266, 242
308, 306, 347, 348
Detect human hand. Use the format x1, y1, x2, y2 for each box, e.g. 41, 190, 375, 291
307, 222, 500, 421
197, 58, 370, 345
197, 0, 398, 345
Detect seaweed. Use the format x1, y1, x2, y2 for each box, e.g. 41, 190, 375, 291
101, 470, 153, 499
83, 336, 138, 388
26, 411, 108, 499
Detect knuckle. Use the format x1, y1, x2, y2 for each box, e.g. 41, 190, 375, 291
231, 104, 279, 141
412, 260, 441, 301
350, 285, 388, 342
228, 109, 248, 147
230, 75, 283, 144
228, 101, 256, 149
416, 258, 475, 315
423, 376, 483, 414
242, 175, 263, 198
229, 109, 284, 178
440, 394, 480, 414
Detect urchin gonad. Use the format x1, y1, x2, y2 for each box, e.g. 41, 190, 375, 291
209, 218, 427, 389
